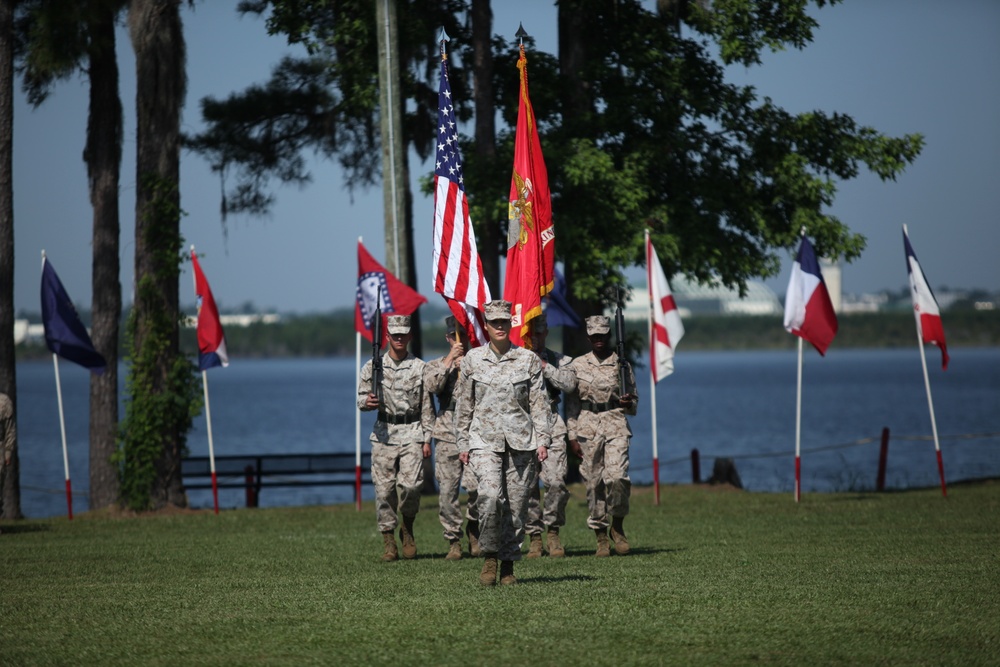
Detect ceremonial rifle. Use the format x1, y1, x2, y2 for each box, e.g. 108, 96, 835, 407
615, 288, 628, 398
371, 293, 384, 410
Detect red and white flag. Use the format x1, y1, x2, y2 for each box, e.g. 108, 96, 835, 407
355, 240, 427, 343
432, 54, 491, 346
504, 45, 555, 348
783, 235, 838, 356
191, 250, 229, 371
903, 226, 949, 370
647, 233, 684, 382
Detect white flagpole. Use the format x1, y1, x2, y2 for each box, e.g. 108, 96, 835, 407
202, 370, 219, 514
192, 246, 220, 514
355, 330, 363, 511
646, 230, 661, 506
51, 354, 73, 520
915, 323, 947, 497
795, 337, 803, 503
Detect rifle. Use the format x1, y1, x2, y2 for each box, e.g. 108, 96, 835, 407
371, 293, 384, 410
615, 287, 628, 398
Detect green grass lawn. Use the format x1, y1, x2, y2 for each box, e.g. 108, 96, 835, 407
3, 482, 998, 666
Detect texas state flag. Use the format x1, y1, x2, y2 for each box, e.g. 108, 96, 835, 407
192, 249, 229, 371
903, 226, 948, 370
783, 235, 838, 356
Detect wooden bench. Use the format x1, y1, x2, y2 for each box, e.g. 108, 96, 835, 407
181, 452, 372, 508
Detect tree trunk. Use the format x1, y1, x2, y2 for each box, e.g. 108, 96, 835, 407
0, 0, 19, 519
128, 0, 188, 509
470, 0, 500, 296
85, 4, 123, 510
558, 0, 600, 357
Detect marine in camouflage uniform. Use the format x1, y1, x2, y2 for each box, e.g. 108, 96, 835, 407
566, 315, 638, 557
357, 315, 434, 562
423, 316, 480, 561
456, 300, 551, 586
0, 393, 15, 525
524, 312, 577, 559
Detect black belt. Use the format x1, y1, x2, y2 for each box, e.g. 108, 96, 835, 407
378, 410, 421, 425
580, 400, 618, 413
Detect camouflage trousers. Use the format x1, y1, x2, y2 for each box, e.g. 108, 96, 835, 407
371, 441, 425, 533
525, 438, 568, 535
578, 433, 631, 530
434, 439, 479, 542
468, 446, 537, 562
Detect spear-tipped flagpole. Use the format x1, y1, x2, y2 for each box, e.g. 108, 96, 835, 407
43, 250, 74, 520
515, 22, 528, 45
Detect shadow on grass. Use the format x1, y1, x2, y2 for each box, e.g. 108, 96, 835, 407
0, 522, 51, 535
560, 545, 683, 558
516, 574, 598, 584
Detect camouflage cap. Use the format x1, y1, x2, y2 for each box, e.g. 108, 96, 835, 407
483, 300, 512, 322
386, 314, 412, 335
445, 316, 457, 334
585, 315, 611, 335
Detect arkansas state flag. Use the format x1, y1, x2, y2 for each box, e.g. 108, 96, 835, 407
783, 235, 838, 356
903, 225, 949, 370
432, 54, 491, 347
356, 240, 428, 343
647, 232, 684, 382
191, 249, 229, 371
504, 44, 555, 348
41, 254, 107, 374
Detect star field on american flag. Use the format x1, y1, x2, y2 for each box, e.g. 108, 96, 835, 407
434, 72, 464, 187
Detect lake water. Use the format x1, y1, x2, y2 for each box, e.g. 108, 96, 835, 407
14, 347, 1000, 518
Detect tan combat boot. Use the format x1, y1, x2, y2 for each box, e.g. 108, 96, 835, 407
445, 539, 462, 561
526, 533, 544, 558
595, 528, 611, 558
466, 520, 481, 557
399, 516, 417, 559
546, 528, 565, 558
499, 560, 517, 586
610, 516, 631, 555
381, 531, 398, 562
480, 554, 498, 587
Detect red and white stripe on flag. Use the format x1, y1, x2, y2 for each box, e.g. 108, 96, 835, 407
903, 226, 949, 370
431, 55, 491, 346
647, 233, 684, 382
783, 235, 838, 356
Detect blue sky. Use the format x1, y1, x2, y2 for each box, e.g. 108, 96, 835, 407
12, 1, 1000, 315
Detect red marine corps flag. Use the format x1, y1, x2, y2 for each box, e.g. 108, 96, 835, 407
504, 40, 555, 348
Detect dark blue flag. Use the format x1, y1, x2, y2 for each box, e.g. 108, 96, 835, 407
41, 256, 107, 374
544, 268, 583, 329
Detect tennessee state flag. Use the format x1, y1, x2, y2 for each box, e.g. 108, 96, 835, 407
903, 225, 949, 370
783, 235, 838, 356
356, 240, 428, 344
191, 249, 229, 370
647, 232, 684, 382
504, 44, 555, 348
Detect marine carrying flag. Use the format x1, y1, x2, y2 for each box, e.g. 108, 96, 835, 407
504, 44, 555, 348
903, 226, 949, 370
432, 53, 491, 347
355, 240, 428, 343
647, 233, 684, 382
191, 250, 229, 371
41, 254, 106, 374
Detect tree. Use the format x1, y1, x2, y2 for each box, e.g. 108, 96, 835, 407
16, 0, 126, 510
0, 0, 19, 519
193, 1, 922, 360
117, 0, 200, 511
468, 0, 922, 354
187, 0, 472, 355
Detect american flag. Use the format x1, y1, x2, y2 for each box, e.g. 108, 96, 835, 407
432, 55, 491, 346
